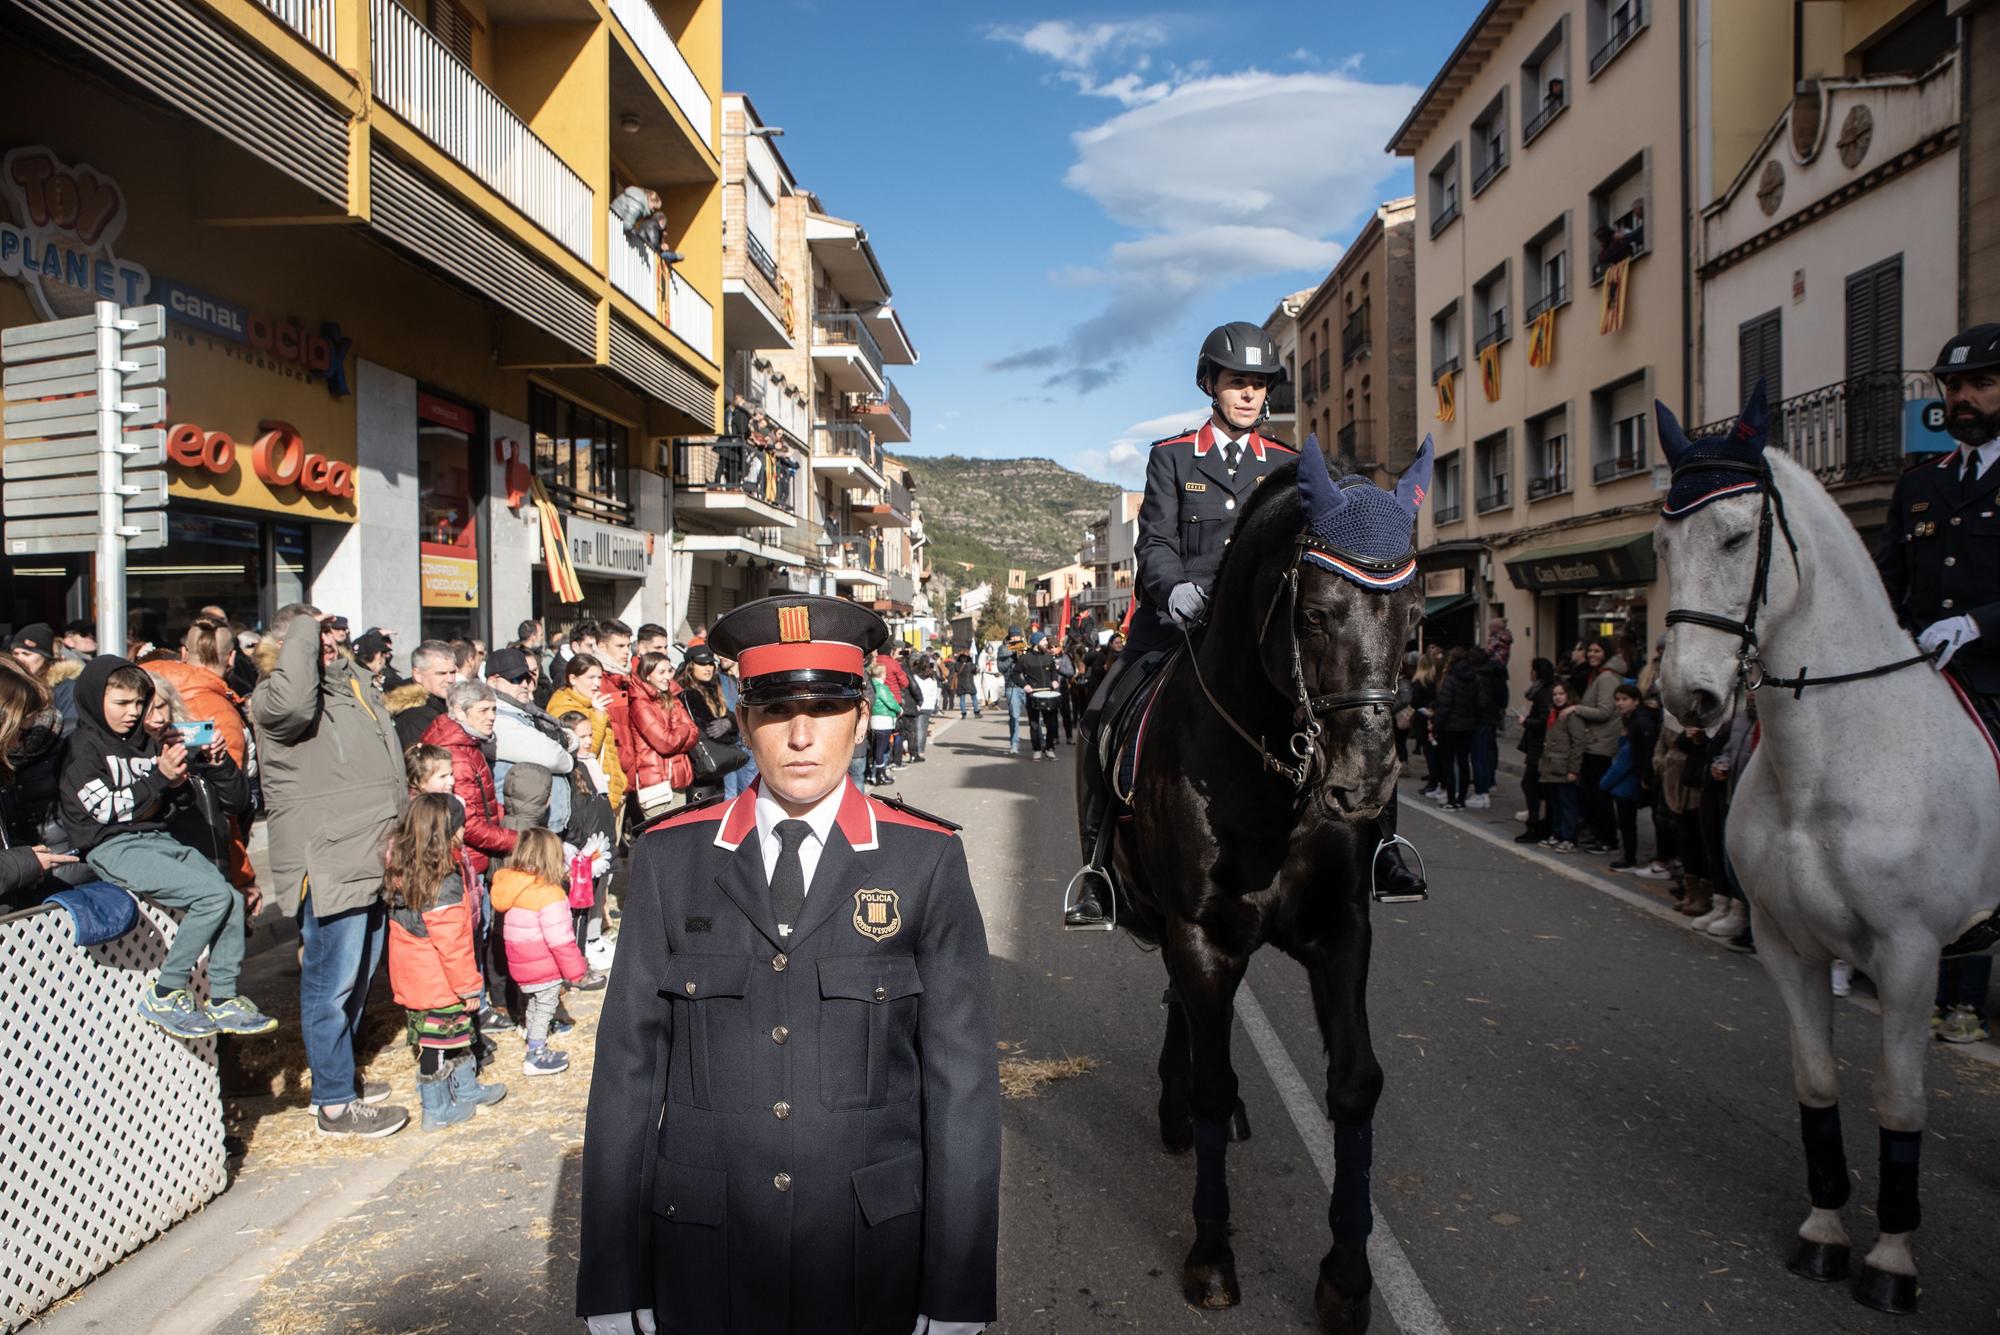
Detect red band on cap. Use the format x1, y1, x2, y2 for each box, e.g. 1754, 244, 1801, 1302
736, 641, 865, 679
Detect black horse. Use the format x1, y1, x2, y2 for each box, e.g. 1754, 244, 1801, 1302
1086, 437, 1431, 1333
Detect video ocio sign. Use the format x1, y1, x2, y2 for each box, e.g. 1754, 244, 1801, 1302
167, 420, 357, 500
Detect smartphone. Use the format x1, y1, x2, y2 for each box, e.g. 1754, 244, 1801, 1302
176, 719, 218, 750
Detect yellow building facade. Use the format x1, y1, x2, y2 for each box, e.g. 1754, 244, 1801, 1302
0, 0, 721, 645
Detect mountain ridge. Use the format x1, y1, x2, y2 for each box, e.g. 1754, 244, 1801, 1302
898, 454, 1122, 609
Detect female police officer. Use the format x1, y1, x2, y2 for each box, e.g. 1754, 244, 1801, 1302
578, 595, 1000, 1335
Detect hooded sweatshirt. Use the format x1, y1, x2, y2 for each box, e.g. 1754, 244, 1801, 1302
60, 656, 176, 852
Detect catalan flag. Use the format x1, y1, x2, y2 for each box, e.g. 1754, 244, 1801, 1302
1527, 309, 1557, 369
530, 477, 584, 604
1434, 368, 1456, 424
1599, 258, 1632, 335
1478, 343, 1502, 402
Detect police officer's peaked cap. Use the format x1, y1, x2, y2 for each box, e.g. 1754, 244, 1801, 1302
1196, 321, 1285, 390
709, 595, 888, 705
1932, 324, 2000, 377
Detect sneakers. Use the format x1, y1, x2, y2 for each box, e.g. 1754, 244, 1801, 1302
1465, 793, 1491, 810
1042, 749, 1058, 761
138, 985, 219, 1039
205, 995, 279, 1035
1608, 859, 1639, 872
1426, 788, 1452, 805
316, 1099, 410, 1138
522, 1045, 570, 1076
1706, 900, 1747, 937
1418, 784, 1443, 800
573, 970, 610, 992
356, 1080, 392, 1106
1938, 1005, 1989, 1044
1552, 840, 1578, 854
1830, 960, 1853, 998
1631, 862, 1673, 880
477, 1006, 517, 1032
1513, 809, 1530, 823
1688, 899, 1729, 931
1538, 836, 1559, 848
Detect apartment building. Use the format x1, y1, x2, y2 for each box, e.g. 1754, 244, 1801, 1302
1392, 0, 1685, 656
1, 0, 723, 644
1692, 0, 1965, 541
1294, 198, 1419, 482
1968, 0, 2000, 316
1261, 287, 1316, 443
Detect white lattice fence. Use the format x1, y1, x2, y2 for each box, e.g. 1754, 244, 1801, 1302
0, 899, 227, 1331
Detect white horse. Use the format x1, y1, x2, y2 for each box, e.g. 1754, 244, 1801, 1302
1653, 395, 2000, 1316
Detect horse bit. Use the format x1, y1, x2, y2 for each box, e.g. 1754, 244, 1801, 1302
1183, 533, 1407, 793
1663, 458, 1934, 697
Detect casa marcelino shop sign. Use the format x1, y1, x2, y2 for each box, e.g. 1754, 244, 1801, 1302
1504, 533, 1657, 592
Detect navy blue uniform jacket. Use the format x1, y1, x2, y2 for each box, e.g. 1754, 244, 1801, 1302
1128, 421, 1296, 652
576, 778, 1001, 1334
1875, 449, 2000, 694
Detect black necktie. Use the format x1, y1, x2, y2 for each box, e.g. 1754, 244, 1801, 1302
1224, 442, 1241, 473
1965, 452, 1983, 489
769, 819, 811, 937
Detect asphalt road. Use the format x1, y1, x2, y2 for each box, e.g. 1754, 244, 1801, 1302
44, 711, 2000, 1335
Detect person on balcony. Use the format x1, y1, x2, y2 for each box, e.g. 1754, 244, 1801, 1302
609, 185, 681, 264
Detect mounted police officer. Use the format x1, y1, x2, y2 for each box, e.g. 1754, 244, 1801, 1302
1067, 323, 1428, 928
577, 595, 1000, 1335
1876, 323, 2000, 727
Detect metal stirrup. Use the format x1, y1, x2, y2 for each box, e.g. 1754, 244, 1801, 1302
1063, 865, 1117, 932
1371, 833, 1428, 904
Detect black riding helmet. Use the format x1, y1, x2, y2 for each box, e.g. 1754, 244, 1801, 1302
1931, 323, 2000, 377
1195, 321, 1285, 394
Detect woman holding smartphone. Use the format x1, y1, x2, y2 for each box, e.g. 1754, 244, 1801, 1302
141, 673, 260, 918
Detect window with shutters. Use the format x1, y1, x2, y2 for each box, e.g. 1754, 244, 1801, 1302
428, 0, 476, 65
1737, 310, 1782, 403
1845, 255, 1904, 475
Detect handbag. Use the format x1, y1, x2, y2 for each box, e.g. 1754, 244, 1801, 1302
635, 779, 684, 820
690, 736, 750, 782
1393, 705, 1415, 731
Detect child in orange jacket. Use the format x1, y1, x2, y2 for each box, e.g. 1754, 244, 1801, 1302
384, 793, 507, 1129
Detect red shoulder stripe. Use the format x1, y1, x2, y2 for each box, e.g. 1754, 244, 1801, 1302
1259, 435, 1298, 455
1150, 430, 1198, 449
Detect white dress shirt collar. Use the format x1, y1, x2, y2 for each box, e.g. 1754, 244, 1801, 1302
1959, 438, 2000, 478
753, 779, 846, 892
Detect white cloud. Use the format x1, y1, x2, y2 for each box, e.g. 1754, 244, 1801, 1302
1075, 406, 1211, 486
986, 67, 1413, 394
984, 19, 1175, 105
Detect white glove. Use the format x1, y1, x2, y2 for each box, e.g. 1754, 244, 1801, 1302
584, 1313, 655, 1335
1919, 614, 1981, 669
1167, 581, 1207, 630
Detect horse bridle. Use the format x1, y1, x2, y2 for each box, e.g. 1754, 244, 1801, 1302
1663, 458, 1934, 697
1184, 532, 1409, 792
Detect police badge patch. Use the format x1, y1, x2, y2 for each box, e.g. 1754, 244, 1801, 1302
852, 888, 902, 942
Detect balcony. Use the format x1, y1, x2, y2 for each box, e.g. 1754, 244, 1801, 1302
811, 420, 887, 492
1524, 285, 1569, 322
539, 475, 632, 528
1475, 316, 1510, 353
1434, 502, 1464, 525
1341, 306, 1370, 364
668, 269, 715, 362
1434, 353, 1463, 380
730, 361, 809, 445
724, 223, 791, 350
853, 477, 914, 529
1430, 198, 1460, 237
1476, 479, 1512, 513
1522, 88, 1567, 145
1472, 150, 1508, 197
851, 378, 911, 444
1590, 2, 1648, 77
370, 0, 593, 261
825, 534, 888, 589
606, 214, 714, 362
1686, 371, 1931, 488
1592, 451, 1647, 484
257, 0, 338, 60
1527, 468, 1571, 501
605, 0, 712, 149
671, 437, 798, 526
813, 310, 887, 394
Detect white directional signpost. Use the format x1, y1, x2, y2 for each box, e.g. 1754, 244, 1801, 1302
2, 301, 168, 650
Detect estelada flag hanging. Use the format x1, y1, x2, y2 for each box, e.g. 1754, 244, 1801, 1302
1478, 343, 1502, 402
1434, 368, 1457, 424
530, 477, 584, 604
1599, 258, 1632, 335
1527, 309, 1557, 368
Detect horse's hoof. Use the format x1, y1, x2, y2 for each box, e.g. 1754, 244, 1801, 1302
1160, 1114, 1194, 1154
1313, 1268, 1371, 1334
1230, 1098, 1252, 1143
1182, 1228, 1240, 1309
1787, 1238, 1850, 1283
1852, 1262, 1919, 1315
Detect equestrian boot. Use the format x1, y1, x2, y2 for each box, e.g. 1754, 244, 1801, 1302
1371, 796, 1429, 903
1065, 717, 1115, 929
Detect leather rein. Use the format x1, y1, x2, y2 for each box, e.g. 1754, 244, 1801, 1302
1182, 533, 1407, 792
1663, 459, 1934, 697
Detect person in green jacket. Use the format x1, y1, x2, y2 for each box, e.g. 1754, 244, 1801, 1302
865, 660, 902, 786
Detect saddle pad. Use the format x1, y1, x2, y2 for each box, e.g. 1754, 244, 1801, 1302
1940, 672, 2000, 958
1112, 664, 1174, 806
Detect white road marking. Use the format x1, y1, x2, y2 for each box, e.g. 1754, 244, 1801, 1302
1403, 795, 2000, 1070
1235, 984, 1454, 1335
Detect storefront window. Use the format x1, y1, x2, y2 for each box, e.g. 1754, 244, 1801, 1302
126, 508, 312, 642
1555, 589, 1648, 660
531, 385, 631, 525
418, 392, 482, 641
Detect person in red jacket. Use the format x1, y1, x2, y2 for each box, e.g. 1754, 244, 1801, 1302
624, 650, 699, 822
419, 679, 518, 876
384, 793, 507, 1129
594, 618, 637, 783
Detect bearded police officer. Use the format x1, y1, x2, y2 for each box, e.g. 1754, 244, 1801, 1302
1877, 324, 2000, 723
577, 595, 1000, 1335
1068, 323, 1428, 928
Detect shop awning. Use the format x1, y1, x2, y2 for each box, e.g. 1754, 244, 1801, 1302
1423, 593, 1473, 619
1503, 532, 1656, 592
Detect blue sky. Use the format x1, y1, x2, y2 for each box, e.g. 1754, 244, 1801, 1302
725, 3, 1487, 488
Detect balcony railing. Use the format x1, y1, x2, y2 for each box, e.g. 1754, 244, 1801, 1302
1524, 284, 1569, 322
257, 0, 337, 59
1593, 451, 1647, 484
1476, 479, 1511, 513
814, 310, 886, 381
1342, 305, 1370, 364
853, 378, 910, 436
1430, 198, 1461, 236
1527, 466, 1571, 500
1687, 371, 1932, 486
814, 420, 883, 477
669, 269, 715, 361
672, 437, 798, 515
539, 474, 632, 527
1522, 89, 1567, 144
371, 0, 593, 261
744, 229, 779, 285
609, 210, 663, 315
1590, 1, 1648, 76
1475, 316, 1510, 352
606, 0, 713, 149
730, 366, 809, 444
1434, 501, 1464, 525
826, 535, 885, 576
1434, 353, 1463, 380
1590, 224, 1647, 282
1472, 150, 1508, 196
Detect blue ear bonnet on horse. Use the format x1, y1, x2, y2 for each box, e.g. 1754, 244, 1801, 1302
1658, 379, 1773, 519
1294, 435, 1432, 590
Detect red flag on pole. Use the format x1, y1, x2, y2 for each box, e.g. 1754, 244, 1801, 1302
1057, 594, 1071, 643
1118, 597, 1134, 635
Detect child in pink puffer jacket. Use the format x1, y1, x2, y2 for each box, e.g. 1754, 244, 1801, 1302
489, 828, 589, 1076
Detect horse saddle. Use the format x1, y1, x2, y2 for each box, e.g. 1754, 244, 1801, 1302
1096, 644, 1183, 809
